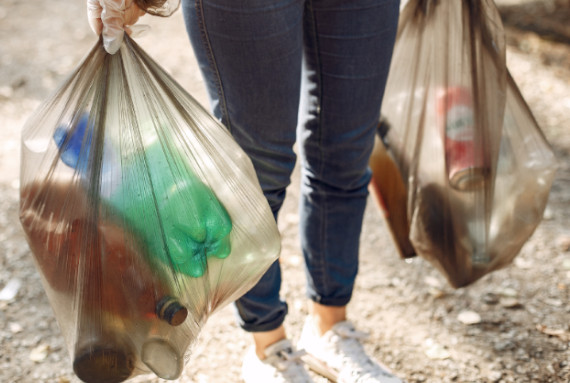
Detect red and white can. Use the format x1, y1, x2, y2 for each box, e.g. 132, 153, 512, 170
437, 87, 488, 191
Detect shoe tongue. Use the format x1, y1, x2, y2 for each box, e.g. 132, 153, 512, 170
331, 321, 372, 343
264, 339, 294, 358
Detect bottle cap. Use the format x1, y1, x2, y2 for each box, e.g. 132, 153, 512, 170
156, 296, 188, 326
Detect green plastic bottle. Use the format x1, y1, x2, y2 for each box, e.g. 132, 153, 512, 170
107, 139, 233, 278
54, 118, 233, 278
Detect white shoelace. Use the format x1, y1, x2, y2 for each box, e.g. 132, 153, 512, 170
274, 348, 307, 372
267, 345, 311, 382
334, 323, 370, 341
330, 323, 397, 383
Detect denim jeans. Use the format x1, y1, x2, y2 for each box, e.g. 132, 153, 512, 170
181, 0, 400, 332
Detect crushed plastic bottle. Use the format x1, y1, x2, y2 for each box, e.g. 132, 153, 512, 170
53, 115, 233, 278
107, 139, 233, 277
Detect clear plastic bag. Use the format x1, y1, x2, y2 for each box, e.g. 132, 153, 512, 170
377, 0, 557, 287
19, 36, 280, 382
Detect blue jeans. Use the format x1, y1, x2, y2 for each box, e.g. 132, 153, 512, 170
181, 0, 400, 332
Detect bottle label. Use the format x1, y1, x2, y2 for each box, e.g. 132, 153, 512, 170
445, 104, 475, 141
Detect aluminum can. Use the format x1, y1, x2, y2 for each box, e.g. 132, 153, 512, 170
437, 87, 488, 190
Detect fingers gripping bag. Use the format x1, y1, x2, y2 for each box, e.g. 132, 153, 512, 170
378, 0, 557, 288
19, 35, 280, 382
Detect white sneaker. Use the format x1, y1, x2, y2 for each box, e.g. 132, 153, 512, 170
297, 319, 405, 383
241, 339, 316, 383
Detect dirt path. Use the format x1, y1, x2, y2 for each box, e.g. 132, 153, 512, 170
0, 1, 568, 382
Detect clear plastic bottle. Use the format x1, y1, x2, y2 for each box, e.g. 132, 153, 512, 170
141, 337, 184, 380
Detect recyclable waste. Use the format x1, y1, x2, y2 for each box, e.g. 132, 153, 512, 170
375, 0, 557, 287
19, 35, 281, 382
53, 115, 233, 278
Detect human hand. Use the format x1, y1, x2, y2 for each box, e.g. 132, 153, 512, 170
87, 0, 146, 54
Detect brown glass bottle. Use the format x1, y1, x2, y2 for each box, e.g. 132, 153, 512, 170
72, 317, 136, 383
20, 180, 189, 325
368, 122, 416, 259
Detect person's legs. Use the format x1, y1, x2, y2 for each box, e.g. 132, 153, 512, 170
181, 0, 403, 380
298, 0, 400, 332
181, 0, 304, 347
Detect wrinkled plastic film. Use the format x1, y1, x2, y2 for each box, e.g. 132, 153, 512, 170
19, 36, 280, 382
485, 72, 557, 269
375, 0, 557, 287
135, 0, 180, 17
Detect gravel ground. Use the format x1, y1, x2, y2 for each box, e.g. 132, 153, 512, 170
0, 1, 569, 382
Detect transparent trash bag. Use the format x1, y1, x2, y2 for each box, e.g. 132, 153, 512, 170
376, 0, 557, 287
19, 36, 280, 382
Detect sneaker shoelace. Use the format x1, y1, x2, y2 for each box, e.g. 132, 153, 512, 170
269, 346, 310, 382
330, 324, 396, 383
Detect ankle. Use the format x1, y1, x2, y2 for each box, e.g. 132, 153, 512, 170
308, 302, 347, 336
252, 325, 287, 360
